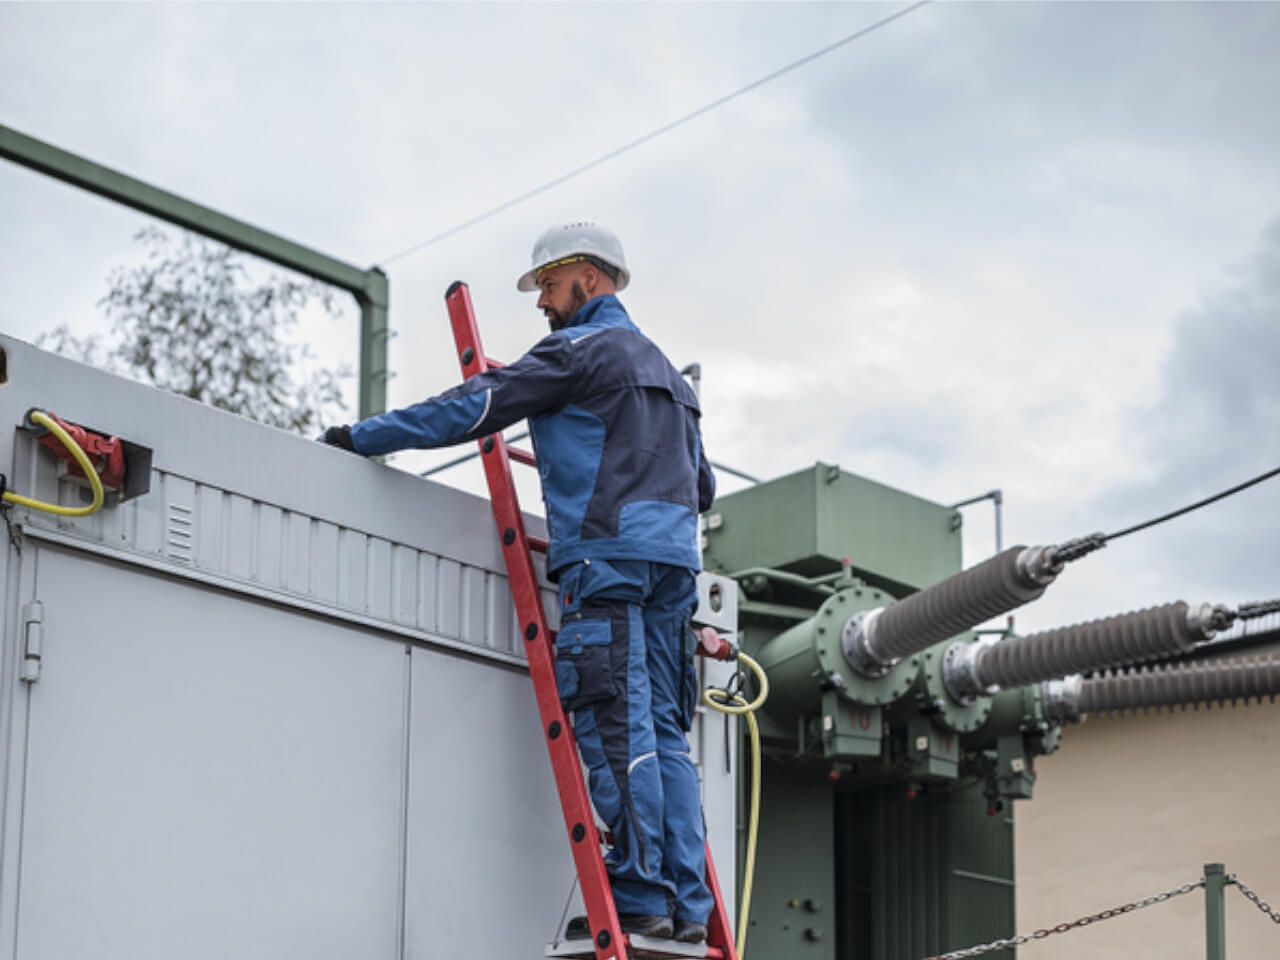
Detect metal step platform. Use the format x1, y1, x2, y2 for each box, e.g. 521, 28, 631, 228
545, 934, 718, 959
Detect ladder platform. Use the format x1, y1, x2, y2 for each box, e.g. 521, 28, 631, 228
545, 935, 722, 959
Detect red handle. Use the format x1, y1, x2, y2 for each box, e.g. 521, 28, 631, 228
695, 626, 738, 661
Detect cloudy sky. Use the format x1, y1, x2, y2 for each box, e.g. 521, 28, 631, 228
2, 2, 1277, 634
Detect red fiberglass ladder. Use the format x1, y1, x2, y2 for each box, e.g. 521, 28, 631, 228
444, 281, 739, 960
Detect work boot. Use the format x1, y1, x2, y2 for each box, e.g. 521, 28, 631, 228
673, 919, 708, 943
564, 914, 675, 940
622, 914, 675, 938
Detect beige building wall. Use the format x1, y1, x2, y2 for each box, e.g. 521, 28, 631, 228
1015, 699, 1280, 959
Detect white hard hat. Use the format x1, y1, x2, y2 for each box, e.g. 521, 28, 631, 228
516, 221, 630, 292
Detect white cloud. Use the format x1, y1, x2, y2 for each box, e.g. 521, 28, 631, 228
2, 1, 1278, 638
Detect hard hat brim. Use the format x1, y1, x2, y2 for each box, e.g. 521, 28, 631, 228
516, 265, 630, 293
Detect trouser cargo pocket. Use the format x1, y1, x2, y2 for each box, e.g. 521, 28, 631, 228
555, 614, 619, 712
680, 616, 699, 731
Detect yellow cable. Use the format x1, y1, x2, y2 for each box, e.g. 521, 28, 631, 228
703, 650, 768, 960
1, 411, 105, 518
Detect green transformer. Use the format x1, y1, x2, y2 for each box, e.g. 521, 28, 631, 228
704, 464, 1055, 960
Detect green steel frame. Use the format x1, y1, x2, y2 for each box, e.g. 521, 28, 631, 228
0, 123, 389, 419
1204, 863, 1227, 960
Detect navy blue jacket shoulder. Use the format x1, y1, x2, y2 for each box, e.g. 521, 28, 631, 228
350, 295, 714, 573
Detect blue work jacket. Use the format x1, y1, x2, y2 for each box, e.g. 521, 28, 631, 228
351, 295, 714, 574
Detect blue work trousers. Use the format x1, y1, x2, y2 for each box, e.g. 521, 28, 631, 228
553, 558, 712, 923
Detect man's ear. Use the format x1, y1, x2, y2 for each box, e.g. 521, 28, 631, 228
579, 263, 600, 294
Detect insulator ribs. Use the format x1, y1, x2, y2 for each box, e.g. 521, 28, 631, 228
975, 601, 1210, 690
867, 546, 1052, 663
1080, 655, 1280, 714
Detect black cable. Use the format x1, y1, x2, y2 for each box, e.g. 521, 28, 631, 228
1237, 599, 1280, 621
1201, 598, 1280, 633
1056, 464, 1280, 565
0, 478, 20, 557
379, 1, 931, 265
1106, 464, 1280, 541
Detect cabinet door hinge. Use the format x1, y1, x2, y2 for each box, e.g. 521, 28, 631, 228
20, 600, 44, 684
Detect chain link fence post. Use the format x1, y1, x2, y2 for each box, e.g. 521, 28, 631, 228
1204, 863, 1228, 960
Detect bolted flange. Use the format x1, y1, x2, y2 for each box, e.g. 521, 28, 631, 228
922, 638, 995, 734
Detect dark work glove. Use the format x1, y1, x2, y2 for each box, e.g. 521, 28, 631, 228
320, 425, 356, 452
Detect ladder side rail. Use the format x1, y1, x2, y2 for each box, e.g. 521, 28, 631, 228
703, 843, 738, 960
444, 282, 626, 960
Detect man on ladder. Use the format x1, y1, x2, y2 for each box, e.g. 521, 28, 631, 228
323, 221, 717, 944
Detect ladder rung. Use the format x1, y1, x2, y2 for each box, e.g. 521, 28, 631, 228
485, 356, 505, 369
528, 536, 549, 554
507, 446, 537, 467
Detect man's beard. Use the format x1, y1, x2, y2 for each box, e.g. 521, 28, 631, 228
547, 281, 589, 331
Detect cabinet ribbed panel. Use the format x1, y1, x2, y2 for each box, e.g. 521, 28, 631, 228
838, 782, 1014, 960
22, 466, 546, 658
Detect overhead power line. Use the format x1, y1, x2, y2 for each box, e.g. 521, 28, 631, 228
1054, 463, 1280, 564
1104, 464, 1280, 542
379, 1, 931, 266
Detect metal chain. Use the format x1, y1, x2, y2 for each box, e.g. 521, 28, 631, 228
919, 879, 1205, 960
1230, 875, 1280, 925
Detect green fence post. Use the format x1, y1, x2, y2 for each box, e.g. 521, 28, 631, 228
1204, 862, 1227, 960
1, 123, 390, 420
357, 269, 390, 420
